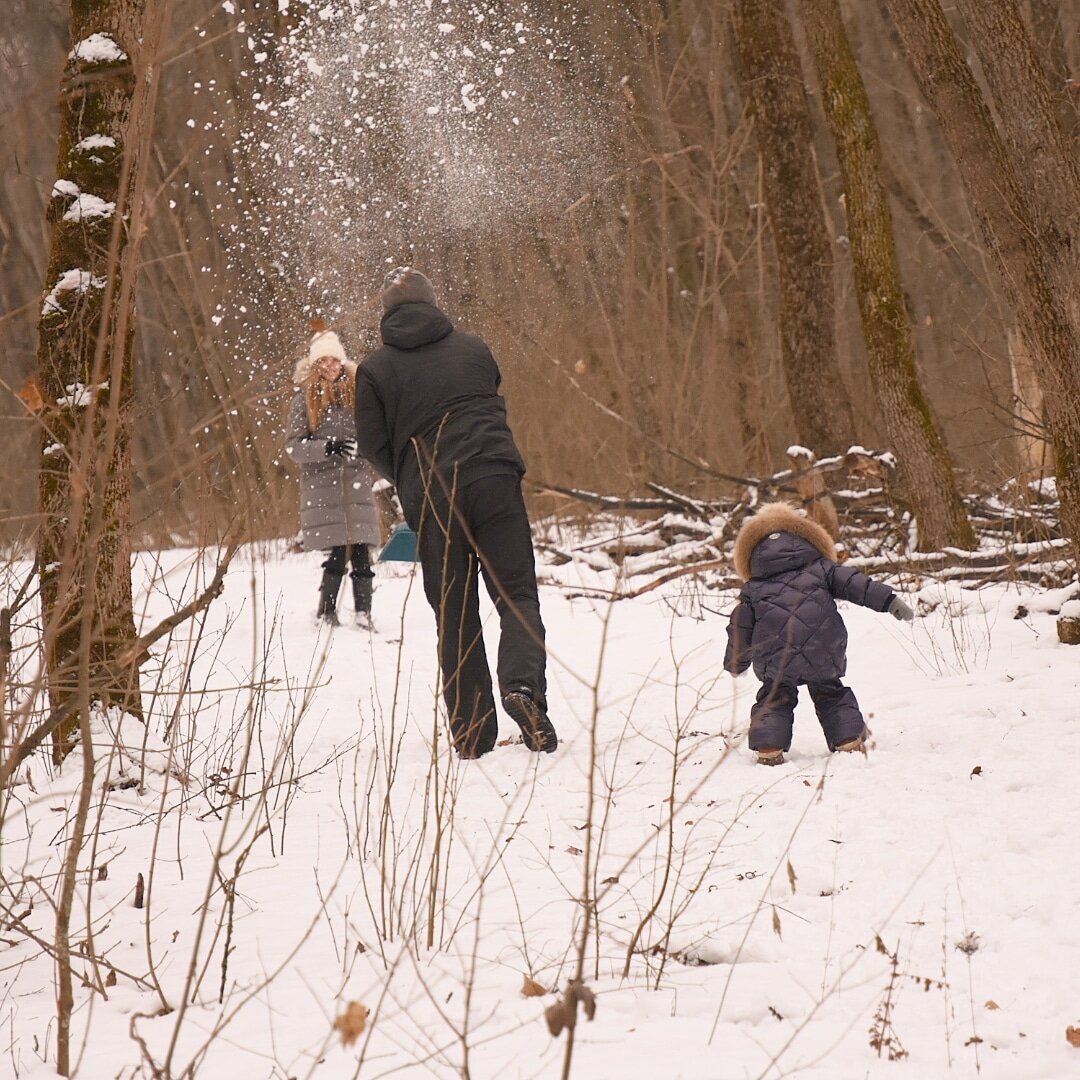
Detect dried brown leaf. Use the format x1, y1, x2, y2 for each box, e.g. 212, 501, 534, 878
521, 975, 548, 998
565, 845, 582, 856
1066, 1026, 1080, 1048
545, 1001, 569, 1037
574, 983, 597, 1021
333, 1001, 369, 1046
601, 875, 620, 885
970, 765, 983, 778
105, 970, 117, 987
984, 1000, 1000, 1010
786, 859, 797, 894
17, 377, 46, 414
771, 905, 782, 940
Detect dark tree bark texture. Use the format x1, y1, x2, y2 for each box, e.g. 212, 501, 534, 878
732, 0, 857, 458
800, 0, 975, 551
36, 0, 148, 762
885, 0, 1080, 565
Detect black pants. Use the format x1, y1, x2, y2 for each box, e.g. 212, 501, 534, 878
321, 544, 374, 581
748, 678, 865, 752
416, 473, 546, 755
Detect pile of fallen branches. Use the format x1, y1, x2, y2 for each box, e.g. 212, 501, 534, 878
533, 448, 1073, 598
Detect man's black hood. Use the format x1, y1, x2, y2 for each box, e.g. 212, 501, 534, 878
380, 302, 454, 351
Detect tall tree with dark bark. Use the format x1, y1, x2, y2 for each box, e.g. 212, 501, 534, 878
884, 0, 1080, 564
36, 1, 157, 764
1022, 0, 1079, 142
732, 0, 856, 457
954, 0, 1080, 323
36, 3, 171, 1073
798, 0, 975, 551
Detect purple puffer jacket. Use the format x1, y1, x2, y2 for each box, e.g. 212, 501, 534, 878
723, 507, 895, 685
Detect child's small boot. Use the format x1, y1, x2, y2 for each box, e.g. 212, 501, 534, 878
835, 736, 867, 755
756, 747, 785, 766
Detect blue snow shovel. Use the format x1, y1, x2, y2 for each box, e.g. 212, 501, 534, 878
378, 523, 418, 562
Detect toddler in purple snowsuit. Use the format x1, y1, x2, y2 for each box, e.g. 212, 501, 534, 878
723, 503, 913, 765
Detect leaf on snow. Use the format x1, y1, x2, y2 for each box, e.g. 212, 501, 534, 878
333, 1001, 369, 1046
566, 845, 582, 856
984, 1000, 1000, 1010
1066, 1026, 1080, 1048
521, 975, 548, 998
786, 859, 797, 894
573, 982, 597, 1021
771, 905, 782, 940
545, 1001, 571, 1037
544, 981, 597, 1038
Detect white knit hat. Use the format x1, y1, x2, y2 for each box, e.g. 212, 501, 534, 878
307, 329, 347, 364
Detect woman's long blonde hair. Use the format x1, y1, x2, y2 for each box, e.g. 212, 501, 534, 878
297, 363, 357, 431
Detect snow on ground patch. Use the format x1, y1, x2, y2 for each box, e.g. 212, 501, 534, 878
2, 544, 1078, 1079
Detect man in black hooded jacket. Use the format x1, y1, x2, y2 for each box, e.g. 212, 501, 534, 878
354, 267, 557, 758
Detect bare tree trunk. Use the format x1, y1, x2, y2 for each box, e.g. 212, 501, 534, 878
954, 1, 1080, 327
1008, 328, 1054, 482
799, 0, 975, 551
884, 0, 1080, 564
732, 0, 857, 457
1022, 0, 1079, 142
36, 0, 165, 762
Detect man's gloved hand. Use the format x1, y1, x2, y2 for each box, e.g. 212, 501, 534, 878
325, 437, 357, 458
888, 596, 914, 622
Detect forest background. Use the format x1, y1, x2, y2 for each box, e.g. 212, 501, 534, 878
1, 0, 1078, 551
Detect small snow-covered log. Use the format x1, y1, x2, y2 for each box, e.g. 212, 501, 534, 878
1058, 600, 1080, 645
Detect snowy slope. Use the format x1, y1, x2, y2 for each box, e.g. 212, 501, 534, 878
3, 543, 1079, 1079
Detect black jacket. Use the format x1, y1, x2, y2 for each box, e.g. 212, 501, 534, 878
355, 302, 526, 527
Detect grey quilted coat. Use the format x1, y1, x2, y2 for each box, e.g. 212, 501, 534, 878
724, 504, 895, 684
284, 360, 381, 552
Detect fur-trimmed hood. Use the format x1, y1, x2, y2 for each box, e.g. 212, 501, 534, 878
732, 503, 836, 581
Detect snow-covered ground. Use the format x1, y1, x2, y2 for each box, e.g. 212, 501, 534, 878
3, 540, 1079, 1079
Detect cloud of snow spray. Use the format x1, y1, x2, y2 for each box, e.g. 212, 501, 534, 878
229, 0, 619, 326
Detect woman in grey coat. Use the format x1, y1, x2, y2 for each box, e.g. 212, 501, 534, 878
285, 324, 381, 626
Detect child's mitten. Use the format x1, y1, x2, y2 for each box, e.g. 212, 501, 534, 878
888, 596, 914, 622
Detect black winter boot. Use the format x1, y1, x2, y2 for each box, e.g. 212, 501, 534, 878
317, 571, 343, 626
502, 687, 558, 753
351, 573, 374, 629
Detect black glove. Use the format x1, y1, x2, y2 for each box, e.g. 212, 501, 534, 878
325, 437, 357, 458
888, 596, 914, 622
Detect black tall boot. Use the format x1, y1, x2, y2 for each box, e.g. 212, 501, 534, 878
317, 571, 343, 626
351, 573, 374, 629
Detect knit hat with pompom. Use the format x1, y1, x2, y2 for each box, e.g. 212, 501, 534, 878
292, 318, 350, 385
307, 322, 347, 365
